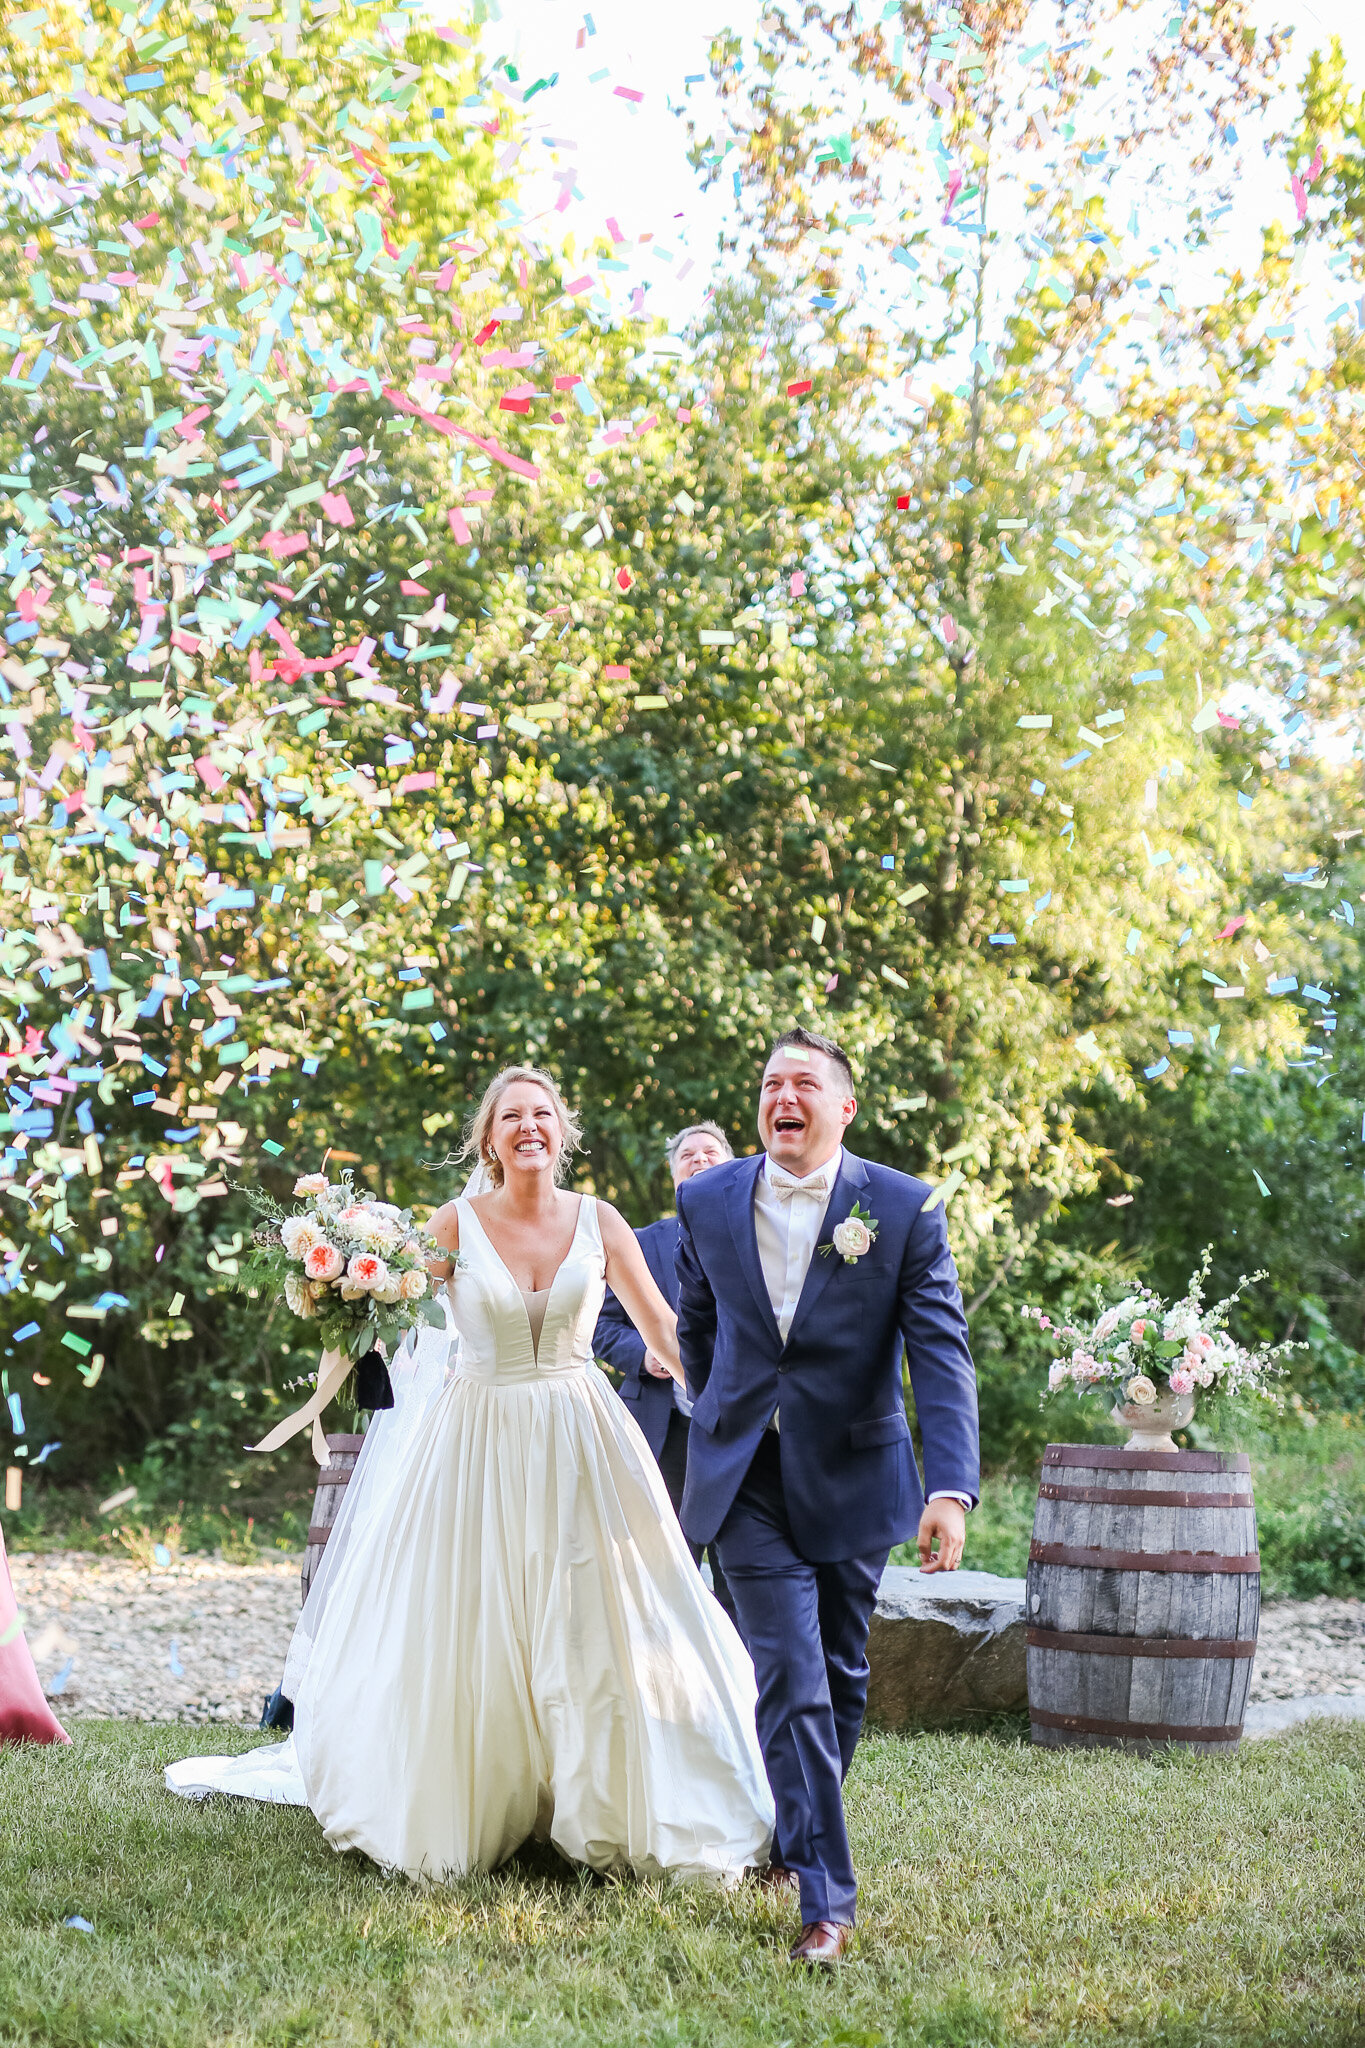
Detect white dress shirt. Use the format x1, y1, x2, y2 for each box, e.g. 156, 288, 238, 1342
753, 1146, 844, 1344
751, 1147, 971, 1509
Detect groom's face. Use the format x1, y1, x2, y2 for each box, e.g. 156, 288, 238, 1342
758, 1050, 857, 1176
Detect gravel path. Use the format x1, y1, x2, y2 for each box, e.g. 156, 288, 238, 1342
11, 1552, 300, 1725
1249, 1597, 1365, 1701
7, 1553, 1364, 1723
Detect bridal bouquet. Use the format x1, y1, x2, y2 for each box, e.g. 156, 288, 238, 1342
1024, 1250, 1294, 1414
240, 1171, 448, 1444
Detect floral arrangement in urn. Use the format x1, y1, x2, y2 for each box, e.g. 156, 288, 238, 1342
239, 1171, 448, 1424
1023, 1250, 1295, 1451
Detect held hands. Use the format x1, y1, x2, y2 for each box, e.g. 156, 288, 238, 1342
917, 1497, 966, 1574
644, 1351, 678, 1382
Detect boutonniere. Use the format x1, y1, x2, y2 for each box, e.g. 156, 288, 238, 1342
821, 1201, 879, 1264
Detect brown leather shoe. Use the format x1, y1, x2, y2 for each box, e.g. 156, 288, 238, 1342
755, 1862, 799, 1896
789, 1920, 853, 1966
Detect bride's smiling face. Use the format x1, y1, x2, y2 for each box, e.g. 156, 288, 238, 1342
489, 1082, 562, 1185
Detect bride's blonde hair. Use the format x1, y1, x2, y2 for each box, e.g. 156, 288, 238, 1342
460, 1065, 583, 1188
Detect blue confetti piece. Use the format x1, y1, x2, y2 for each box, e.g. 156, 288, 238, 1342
64, 1915, 94, 1932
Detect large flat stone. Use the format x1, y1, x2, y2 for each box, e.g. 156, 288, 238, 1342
1242, 1692, 1365, 1739
865, 1566, 1028, 1726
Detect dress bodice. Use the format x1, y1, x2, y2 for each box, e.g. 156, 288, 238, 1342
446, 1195, 606, 1384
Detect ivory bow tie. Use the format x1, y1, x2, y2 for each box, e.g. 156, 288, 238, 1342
770, 1171, 830, 1201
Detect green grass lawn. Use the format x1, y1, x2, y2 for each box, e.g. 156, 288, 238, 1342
1, 1720, 1362, 2048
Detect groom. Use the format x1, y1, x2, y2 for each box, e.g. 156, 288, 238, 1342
675, 1027, 979, 1965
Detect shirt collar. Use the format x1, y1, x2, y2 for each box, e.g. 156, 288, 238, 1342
762, 1144, 844, 1189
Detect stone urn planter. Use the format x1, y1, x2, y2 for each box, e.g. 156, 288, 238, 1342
1111, 1384, 1196, 1454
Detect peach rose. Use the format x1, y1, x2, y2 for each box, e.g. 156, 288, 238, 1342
293, 1174, 330, 1197
303, 1241, 343, 1282
346, 1252, 389, 1292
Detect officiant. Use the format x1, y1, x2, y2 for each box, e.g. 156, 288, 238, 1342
594, 1122, 736, 1620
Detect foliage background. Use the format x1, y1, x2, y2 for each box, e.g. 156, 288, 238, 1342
0, 0, 1360, 1580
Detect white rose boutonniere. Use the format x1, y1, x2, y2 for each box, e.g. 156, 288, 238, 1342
823, 1200, 879, 1265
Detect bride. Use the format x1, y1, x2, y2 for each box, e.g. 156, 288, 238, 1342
168, 1065, 773, 1885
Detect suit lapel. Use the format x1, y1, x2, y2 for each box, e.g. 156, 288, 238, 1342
786, 1150, 869, 1343
725, 1156, 784, 1348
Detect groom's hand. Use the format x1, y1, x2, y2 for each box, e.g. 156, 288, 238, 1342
643, 1351, 674, 1380
917, 1498, 965, 1574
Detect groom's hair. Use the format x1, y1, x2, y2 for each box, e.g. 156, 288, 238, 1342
769, 1026, 856, 1092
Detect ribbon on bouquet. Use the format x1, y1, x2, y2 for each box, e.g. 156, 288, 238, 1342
248, 1346, 351, 1467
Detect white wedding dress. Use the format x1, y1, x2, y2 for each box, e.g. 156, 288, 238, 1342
168, 1195, 773, 1885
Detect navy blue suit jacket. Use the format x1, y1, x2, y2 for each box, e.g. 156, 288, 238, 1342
593, 1214, 679, 1458
675, 1150, 980, 1562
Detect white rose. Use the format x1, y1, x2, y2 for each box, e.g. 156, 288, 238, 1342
281, 1215, 321, 1258
1125, 1374, 1158, 1407
832, 1217, 872, 1261
399, 1267, 429, 1302
284, 1271, 316, 1318
337, 1205, 383, 1242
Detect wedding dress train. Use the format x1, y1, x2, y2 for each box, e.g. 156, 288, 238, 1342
169, 1195, 773, 1884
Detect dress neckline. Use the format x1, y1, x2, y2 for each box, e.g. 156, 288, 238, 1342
459, 1196, 589, 1360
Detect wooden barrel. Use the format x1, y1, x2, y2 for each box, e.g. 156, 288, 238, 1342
1026, 1444, 1260, 1754
299, 1433, 365, 1605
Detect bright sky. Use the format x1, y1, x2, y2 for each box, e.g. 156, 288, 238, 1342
483, 0, 1365, 335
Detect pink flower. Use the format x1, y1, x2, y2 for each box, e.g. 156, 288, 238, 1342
1168, 1368, 1196, 1395
303, 1241, 343, 1282
1130, 1319, 1149, 1342
346, 1252, 389, 1292
294, 1174, 330, 1197
1188, 1331, 1216, 1357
